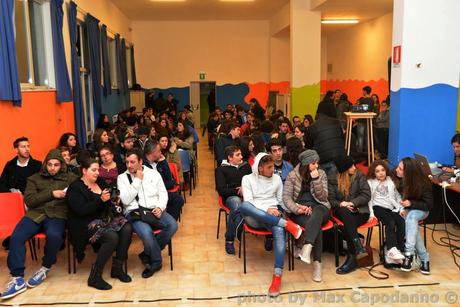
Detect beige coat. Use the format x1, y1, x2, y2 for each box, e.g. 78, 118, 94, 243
282, 165, 330, 214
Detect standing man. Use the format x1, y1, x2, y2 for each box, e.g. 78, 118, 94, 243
356, 86, 374, 153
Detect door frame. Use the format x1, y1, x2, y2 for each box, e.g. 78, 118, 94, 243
189, 81, 216, 127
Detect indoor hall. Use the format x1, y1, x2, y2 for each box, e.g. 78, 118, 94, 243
0, 0, 460, 306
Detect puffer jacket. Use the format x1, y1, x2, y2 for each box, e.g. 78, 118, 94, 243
24, 149, 78, 223
283, 165, 330, 214
327, 170, 371, 213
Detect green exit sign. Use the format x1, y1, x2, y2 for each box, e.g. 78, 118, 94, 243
199, 72, 206, 80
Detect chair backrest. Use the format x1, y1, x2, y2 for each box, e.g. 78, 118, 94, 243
168, 162, 180, 184
0, 193, 25, 239
178, 149, 191, 172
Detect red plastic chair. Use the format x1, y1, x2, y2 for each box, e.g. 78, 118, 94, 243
238, 223, 292, 274
0, 193, 25, 239
290, 219, 339, 270
331, 213, 381, 247
0, 193, 37, 262
216, 196, 230, 239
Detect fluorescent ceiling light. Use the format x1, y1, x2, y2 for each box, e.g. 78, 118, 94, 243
150, 0, 186, 2
219, 0, 255, 2
321, 19, 359, 24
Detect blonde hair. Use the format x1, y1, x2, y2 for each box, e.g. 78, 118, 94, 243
337, 171, 357, 197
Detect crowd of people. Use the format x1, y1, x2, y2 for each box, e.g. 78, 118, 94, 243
0, 101, 197, 299
0, 86, 456, 299
211, 89, 441, 297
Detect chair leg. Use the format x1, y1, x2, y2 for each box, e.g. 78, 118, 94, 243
67, 238, 71, 274
28, 240, 35, 261
72, 247, 77, 274
334, 224, 339, 267
423, 223, 427, 247
238, 236, 242, 259
366, 227, 373, 246
217, 208, 222, 239
290, 234, 295, 271
31, 238, 38, 261
243, 230, 247, 274
168, 241, 173, 271
287, 233, 292, 271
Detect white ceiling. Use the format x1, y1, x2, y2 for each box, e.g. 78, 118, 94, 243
110, 0, 290, 21
110, 0, 393, 34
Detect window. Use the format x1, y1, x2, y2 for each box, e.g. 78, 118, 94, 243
126, 46, 132, 88
108, 37, 118, 88
14, 0, 54, 88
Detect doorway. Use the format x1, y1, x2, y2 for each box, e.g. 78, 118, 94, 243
189, 81, 216, 128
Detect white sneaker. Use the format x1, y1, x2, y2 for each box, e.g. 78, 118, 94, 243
387, 247, 405, 261
312, 261, 322, 282
299, 244, 313, 264
293, 246, 301, 259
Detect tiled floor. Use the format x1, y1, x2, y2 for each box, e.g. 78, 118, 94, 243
1, 134, 460, 306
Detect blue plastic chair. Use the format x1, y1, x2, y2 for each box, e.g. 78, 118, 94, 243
178, 149, 193, 196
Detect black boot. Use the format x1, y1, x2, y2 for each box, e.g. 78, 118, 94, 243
110, 258, 132, 283
336, 253, 357, 274
88, 264, 112, 290
352, 238, 368, 259
401, 254, 414, 272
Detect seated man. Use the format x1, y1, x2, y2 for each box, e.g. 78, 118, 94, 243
118, 149, 177, 278
239, 153, 302, 297
116, 132, 135, 165
0, 137, 42, 194
0, 137, 42, 250
143, 141, 184, 221
266, 138, 293, 183
442, 133, 460, 173
58, 146, 80, 175
215, 146, 252, 255
1, 149, 77, 300
214, 123, 241, 166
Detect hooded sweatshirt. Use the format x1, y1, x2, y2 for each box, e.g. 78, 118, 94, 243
24, 149, 78, 223
241, 153, 283, 212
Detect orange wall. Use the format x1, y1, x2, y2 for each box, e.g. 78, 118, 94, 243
0, 91, 75, 170
323, 79, 389, 104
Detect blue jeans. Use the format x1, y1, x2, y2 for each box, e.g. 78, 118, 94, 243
8, 216, 66, 277
131, 211, 177, 267
239, 201, 286, 274
404, 209, 429, 262
225, 196, 243, 242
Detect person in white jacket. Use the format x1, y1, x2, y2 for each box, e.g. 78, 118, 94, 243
118, 149, 177, 278
240, 153, 302, 298
367, 160, 405, 265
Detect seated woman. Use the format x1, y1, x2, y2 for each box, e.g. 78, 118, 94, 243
173, 120, 196, 187
159, 134, 184, 183
88, 129, 110, 158
67, 158, 132, 290
239, 136, 255, 166
98, 146, 127, 187
395, 157, 433, 274
58, 132, 81, 164
283, 150, 330, 282
328, 155, 371, 274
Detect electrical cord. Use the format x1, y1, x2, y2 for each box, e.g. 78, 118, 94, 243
441, 185, 460, 270
0, 282, 441, 306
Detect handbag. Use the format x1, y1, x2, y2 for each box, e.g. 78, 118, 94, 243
127, 173, 165, 230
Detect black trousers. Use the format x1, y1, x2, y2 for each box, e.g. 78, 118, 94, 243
373, 206, 405, 251
94, 223, 132, 269
290, 205, 329, 261
334, 207, 369, 254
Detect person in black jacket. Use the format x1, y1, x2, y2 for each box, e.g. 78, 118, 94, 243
0, 137, 42, 194
215, 146, 252, 255
305, 114, 346, 177
214, 122, 241, 166
316, 91, 337, 119
394, 157, 433, 274
67, 158, 132, 291
144, 141, 184, 221
328, 155, 371, 274
249, 98, 265, 122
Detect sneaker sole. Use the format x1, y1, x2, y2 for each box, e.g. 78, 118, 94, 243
1, 286, 27, 299
26, 280, 43, 288
268, 291, 280, 297
400, 267, 412, 272
299, 256, 311, 264
420, 270, 430, 275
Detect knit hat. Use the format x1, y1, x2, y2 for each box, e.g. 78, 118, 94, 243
298, 149, 320, 166
335, 155, 354, 173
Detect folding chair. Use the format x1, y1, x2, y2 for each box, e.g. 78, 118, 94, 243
216, 196, 230, 239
